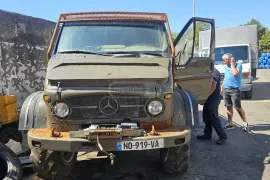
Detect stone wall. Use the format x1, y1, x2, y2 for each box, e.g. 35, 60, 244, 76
0, 9, 56, 108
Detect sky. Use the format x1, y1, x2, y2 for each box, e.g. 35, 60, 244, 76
1, 0, 270, 32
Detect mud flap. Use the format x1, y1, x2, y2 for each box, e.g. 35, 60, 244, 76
177, 88, 200, 129
18, 91, 47, 131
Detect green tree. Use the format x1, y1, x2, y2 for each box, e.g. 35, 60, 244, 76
195, 21, 211, 47
259, 30, 270, 52
171, 21, 210, 44
172, 32, 178, 41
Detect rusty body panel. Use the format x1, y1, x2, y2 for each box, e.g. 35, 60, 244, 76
27, 126, 191, 152
59, 12, 167, 22
140, 119, 172, 131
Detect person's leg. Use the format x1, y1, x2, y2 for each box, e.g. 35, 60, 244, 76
197, 101, 212, 140
232, 89, 249, 131
223, 89, 234, 130
208, 99, 227, 145
227, 106, 234, 125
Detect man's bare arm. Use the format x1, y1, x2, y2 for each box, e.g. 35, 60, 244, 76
230, 57, 240, 76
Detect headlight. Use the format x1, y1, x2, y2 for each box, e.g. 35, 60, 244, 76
53, 102, 70, 118
146, 99, 164, 116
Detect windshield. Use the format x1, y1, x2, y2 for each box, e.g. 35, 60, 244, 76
54, 21, 172, 56
215, 46, 249, 65
200, 46, 249, 65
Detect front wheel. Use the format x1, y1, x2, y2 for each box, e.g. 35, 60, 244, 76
30, 148, 77, 180
244, 87, 253, 99
160, 143, 190, 175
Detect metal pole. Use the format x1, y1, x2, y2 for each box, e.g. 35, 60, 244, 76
193, 0, 196, 17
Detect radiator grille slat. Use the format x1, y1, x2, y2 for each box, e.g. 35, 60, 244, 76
64, 95, 149, 120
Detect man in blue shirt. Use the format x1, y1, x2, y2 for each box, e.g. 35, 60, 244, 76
221, 53, 249, 131
197, 68, 227, 145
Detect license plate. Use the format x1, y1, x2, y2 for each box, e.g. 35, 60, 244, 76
116, 138, 164, 151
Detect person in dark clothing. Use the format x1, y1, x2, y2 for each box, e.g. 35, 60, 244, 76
197, 68, 227, 145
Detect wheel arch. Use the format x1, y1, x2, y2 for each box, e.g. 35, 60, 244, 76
172, 85, 200, 129
18, 91, 47, 131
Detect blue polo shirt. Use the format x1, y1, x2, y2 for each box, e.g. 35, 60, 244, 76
224, 62, 242, 89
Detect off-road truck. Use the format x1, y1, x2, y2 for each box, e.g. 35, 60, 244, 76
19, 12, 215, 179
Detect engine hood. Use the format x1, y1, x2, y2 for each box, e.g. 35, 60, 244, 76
46, 54, 171, 81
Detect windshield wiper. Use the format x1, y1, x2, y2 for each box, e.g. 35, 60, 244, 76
58, 50, 111, 56
107, 51, 167, 57
139, 52, 168, 57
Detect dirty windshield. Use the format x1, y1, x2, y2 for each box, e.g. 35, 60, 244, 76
55, 21, 172, 57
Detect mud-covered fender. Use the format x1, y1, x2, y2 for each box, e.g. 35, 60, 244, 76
18, 91, 47, 131
172, 86, 200, 129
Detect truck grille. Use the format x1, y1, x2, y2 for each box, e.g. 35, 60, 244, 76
64, 95, 149, 120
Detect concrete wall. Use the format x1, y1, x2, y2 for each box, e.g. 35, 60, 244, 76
0, 9, 55, 108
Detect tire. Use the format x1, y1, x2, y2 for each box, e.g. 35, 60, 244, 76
251, 68, 257, 79
0, 142, 23, 180
245, 87, 253, 99
0, 126, 23, 144
160, 143, 190, 175
30, 147, 77, 180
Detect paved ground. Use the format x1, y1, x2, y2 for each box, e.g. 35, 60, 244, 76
22, 69, 270, 180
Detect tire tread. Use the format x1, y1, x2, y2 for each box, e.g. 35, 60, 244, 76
160, 143, 190, 175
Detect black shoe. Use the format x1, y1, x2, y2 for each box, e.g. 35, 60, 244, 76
197, 134, 211, 140
216, 137, 227, 145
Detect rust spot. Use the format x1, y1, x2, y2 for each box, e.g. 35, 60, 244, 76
59, 12, 167, 22
140, 119, 172, 131
50, 127, 62, 137
149, 125, 160, 136
29, 128, 70, 138
47, 122, 79, 132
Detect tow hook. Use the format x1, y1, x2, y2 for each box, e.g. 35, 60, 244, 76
50, 127, 62, 138
96, 135, 115, 165
149, 125, 160, 136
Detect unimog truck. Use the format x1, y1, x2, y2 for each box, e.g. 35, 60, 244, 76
18, 12, 215, 179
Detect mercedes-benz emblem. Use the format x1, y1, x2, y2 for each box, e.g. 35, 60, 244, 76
99, 96, 118, 115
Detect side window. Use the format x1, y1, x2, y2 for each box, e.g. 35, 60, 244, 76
174, 20, 212, 66
194, 22, 211, 58
175, 22, 194, 66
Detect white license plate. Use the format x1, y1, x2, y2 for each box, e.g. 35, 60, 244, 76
116, 138, 164, 151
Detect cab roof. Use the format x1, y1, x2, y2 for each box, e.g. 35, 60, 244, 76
58, 11, 168, 23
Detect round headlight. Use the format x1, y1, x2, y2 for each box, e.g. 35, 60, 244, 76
54, 102, 70, 118
146, 99, 164, 116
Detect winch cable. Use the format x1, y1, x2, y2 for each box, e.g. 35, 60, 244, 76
96, 135, 115, 165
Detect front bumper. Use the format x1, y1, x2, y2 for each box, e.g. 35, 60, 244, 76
240, 83, 252, 91
27, 126, 191, 152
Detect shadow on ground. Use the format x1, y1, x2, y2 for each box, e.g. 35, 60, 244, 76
244, 82, 270, 101
191, 112, 270, 180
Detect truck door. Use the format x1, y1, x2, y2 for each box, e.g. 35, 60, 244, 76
173, 17, 215, 105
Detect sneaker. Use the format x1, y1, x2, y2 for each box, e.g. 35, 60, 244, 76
223, 124, 234, 130
197, 134, 211, 140
216, 137, 227, 145
242, 122, 249, 132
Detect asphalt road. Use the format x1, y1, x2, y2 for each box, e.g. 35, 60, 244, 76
22, 69, 270, 180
